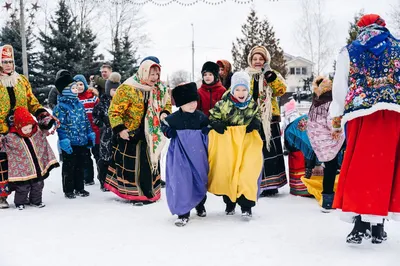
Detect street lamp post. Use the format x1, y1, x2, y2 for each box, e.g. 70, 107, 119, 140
191, 23, 195, 82
20, 0, 28, 77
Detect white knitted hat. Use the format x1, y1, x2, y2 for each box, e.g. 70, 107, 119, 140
230, 71, 250, 94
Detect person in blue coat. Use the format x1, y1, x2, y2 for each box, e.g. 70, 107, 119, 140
53, 71, 95, 199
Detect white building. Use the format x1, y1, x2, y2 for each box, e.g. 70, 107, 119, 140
284, 53, 314, 93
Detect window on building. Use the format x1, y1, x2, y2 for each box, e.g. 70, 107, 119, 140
295, 68, 301, 75
290, 67, 295, 75
302, 67, 307, 75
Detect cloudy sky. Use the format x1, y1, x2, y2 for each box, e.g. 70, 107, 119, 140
137, 0, 397, 80
1, 0, 397, 81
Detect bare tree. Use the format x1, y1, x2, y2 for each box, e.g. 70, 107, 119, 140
389, 0, 400, 36
170, 70, 190, 89
295, 0, 334, 75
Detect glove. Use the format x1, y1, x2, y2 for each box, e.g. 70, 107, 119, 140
210, 121, 227, 134
246, 119, 261, 133
165, 127, 177, 139
37, 112, 56, 130
201, 126, 211, 135
262, 63, 277, 82
87, 132, 96, 148
59, 139, 73, 154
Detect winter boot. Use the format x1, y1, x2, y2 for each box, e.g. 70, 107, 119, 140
65, 192, 76, 199
241, 207, 252, 221
195, 205, 207, 217
175, 213, 190, 227
0, 197, 9, 209
100, 184, 109, 192
346, 215, 371, 244
321, 193, 335, 213
372, 220, 388, 244
160, 180, 166, 188
16, 204, 25, 210
225, 202, 236, 215
31, 202, 46, 208
84, 180, 95, 186
260, 188, 279, 197
75, 190, 90, 197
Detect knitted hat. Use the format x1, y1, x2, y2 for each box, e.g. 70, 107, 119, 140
105, 72, 122, 95
312, 76, 332, 97
284, 99, 297, 116
62, 82, 78, 98
0, 44, 15, 71
73, 74, 89, 92
172, 82, 199, 107
13, 107, 37, 137
201, 61, 219, 81
357, 14, 386, 28
247, 45, 271, 67
55, 70, 74, 93
230, 71, 250, 95
138, 60, 161, 83
140, 56, 160, 65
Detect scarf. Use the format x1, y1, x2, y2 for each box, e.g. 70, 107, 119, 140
229, 94, 251, 109
354, 25, 391, 56
246, 67, 272, 150
123, 74, 169, 174
0, 72, 20, 88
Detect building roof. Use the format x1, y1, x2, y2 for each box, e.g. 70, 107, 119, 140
284, 53, 314, 66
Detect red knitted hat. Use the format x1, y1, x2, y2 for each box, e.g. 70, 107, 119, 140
13, 107, 37, 137
357, 14, 386, 28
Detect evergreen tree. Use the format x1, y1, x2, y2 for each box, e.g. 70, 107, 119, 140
110, 31, 138, 80
232, 9, 287, 77
0, 18, 41, 88
346, 9, 364, 45
38, 0, 98, 86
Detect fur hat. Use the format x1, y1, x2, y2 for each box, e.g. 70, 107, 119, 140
55, 70, 74, 93
247, 45, 271, 67
312, 76, 332, 97
201, 61, 219, 81
73, 74, 89, 92
357, 14, 386, 28
172, 82, 199, 107
13, 107, 37, 137
230, 71, 250, 95
105, 72, 122, 95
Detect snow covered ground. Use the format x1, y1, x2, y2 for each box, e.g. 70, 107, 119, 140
2, 133, 400, 266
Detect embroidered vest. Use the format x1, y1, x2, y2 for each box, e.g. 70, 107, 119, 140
344, 38, 400, 118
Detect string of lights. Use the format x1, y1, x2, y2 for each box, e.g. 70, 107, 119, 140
91, 0, 264, 6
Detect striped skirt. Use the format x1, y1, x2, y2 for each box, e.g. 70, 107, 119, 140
260, 122, 287, 191
104, 138, 161, 202
289, 151, 310, 196
0, 153, 10, 197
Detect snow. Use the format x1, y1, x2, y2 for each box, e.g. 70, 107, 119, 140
2, 132, 400, 266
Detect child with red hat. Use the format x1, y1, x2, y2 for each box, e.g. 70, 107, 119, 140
0, 107, 59, 210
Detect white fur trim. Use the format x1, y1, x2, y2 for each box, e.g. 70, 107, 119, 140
338, 210, 400, 223
341, 102, 400, 128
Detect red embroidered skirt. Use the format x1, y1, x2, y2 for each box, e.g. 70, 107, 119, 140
333, 110, 400, 216
289, 151, 310, 196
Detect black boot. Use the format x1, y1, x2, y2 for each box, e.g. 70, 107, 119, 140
346, 215, 371, 244
160, 180, 166, 188
195, 204, 207, 217
372, 220, 388, 244
304, 168, 313, 179
241, 207, 252, 220
260, 188, 279, 197
225, 202, 236, 215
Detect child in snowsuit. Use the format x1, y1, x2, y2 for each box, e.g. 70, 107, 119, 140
74, 74, 100, 186
161, 82, 210, 227
0, 107, 59, 210
53, 72, 95, 199
209, 71, 261, 218
197, 61, 227, 117
93, 72, 121, 191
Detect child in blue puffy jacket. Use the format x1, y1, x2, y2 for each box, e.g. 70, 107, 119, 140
53, 71, 96, 199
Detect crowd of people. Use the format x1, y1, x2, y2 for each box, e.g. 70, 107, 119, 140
0, 13, 398, 245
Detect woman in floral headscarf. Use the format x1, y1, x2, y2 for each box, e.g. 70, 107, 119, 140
105, 59, 171, 205
246, 45, 288, 197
